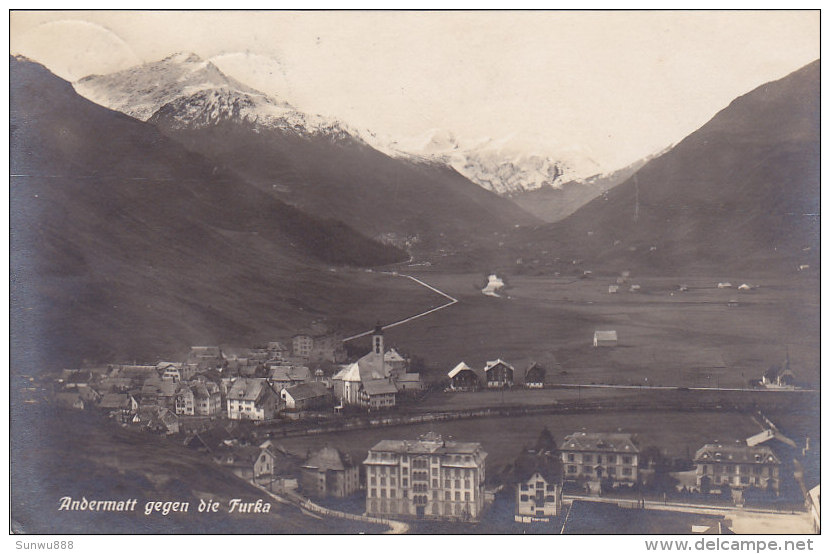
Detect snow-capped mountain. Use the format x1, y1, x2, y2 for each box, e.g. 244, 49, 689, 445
377, 128, 605, 195
74, 52, 357, 140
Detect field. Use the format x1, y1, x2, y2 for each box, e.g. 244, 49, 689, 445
353, 270, 819, 389
277, 410, 763, 476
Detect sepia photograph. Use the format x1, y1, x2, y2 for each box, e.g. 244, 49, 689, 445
8, 8, 821, 543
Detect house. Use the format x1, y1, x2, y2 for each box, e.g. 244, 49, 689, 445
608, 285, 619, 294
514, 430, 563, 523
266, 341, 290, 361
384, 348, 408, 377
187, 346, 224, 369
215, 444, 279, 481
99, 393, 138, 423
561, 432, 639, 494
593, 330, 618, 347
363, 432, 488, 521
484, 359, 514, 388
192, 382, 222, 416
762, 352, 797, 388
268, 365, 312, 391
281, 382, 331, 411
360, 379, 398, 410
394, 372, 423, 392
133, 406, 179, 435
301, 446, 360, 499
226, 378, 280, 421
524, 362, 547, 389
54, 391, 86, 410
292, 334, 314, 359
448, 362, 480, 391
693, 443, 781, 498
183, 425, 238, 454
174, 383, 195, 415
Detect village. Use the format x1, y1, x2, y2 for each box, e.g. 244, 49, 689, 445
41, 318, 819, 534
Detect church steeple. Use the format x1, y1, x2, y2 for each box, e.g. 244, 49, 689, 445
372, 322, 384, 356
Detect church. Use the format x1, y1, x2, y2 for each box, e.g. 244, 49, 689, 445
332, 324, 421, 410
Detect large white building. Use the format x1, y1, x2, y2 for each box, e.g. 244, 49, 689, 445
363, 432, 487, 521
226, 378, 279, 421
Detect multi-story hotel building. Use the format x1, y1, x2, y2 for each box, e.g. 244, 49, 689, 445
364, 432, 487, 521
693, 443, 781, 496
561, 432, 639, 493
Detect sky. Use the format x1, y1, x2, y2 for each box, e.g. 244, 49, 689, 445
9, 10, 820, 172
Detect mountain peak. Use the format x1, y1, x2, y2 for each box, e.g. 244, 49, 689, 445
161, 52, 204, 65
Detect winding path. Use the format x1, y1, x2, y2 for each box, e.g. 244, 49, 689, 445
343, 272, 458, 342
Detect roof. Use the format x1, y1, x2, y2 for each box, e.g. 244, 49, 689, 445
99, 393, 131, 409
694, 443, 781, 465
227, 378, 271, 402
333, 351, 386, 382
561, 432, 638, 453
484, 359, 514, 372
283, 382, 329, 401
303, 446, 354, 471
525, 362, 547, 381
396, 373, 421, 382
384, 348, 406, 363
594, 330, 618, 341
515, 450, 563, 483
448, 361, 473, 378
368, 433, 485, 457
269, 365, 311, 382
363, 379, 398, 396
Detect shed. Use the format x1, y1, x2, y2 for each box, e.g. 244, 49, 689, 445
593, 330, 618, 347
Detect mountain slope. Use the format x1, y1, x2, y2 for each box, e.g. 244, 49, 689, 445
10, 56, 406, 371
498, 60, 820, 276
74, 54, 541, 252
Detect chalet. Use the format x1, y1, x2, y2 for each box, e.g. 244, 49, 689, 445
301, 446, 360, 498
448, 362, 480, 391
226, 378, 280, 421
99, 393, 138, 423
514, 431, 563, 523
215, 444, 279, 481
694, 443, 781, 497
281, 382, 331, 411
593, 330, 618, 347
484, 359, 514, 388
524, 362, 547, 389
561, 432, 639, 493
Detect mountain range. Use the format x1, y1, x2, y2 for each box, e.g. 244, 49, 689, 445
10, 56, 408, 370
492, 60, 820, 276
75, 53, 541, 252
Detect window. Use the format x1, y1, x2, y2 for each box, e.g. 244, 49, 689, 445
381, 489, 386, 498
432, 479, 438, 488
568, 465, 577, 473
740, 476, 749, 485
622, 456, 632, 464
432, 467, 438, 476
568, 454, 575, 462
520, 495, 529, 502
536, 481, 544, 489
455, 479, 460, 488
583, 454, 592, 462
465, 480, 470, 489
371, 489, 376, 498
726, 465, 734, 474
371, 477, 376, 486
445, 491, 450, 500
390, 489, 396, 498
608, 467, 616, 476
380, 478, 386, 486
402, 478, 408, 487
596, 456, 602, 464
607, 455, 616, 464
545, 495, 556, 502
433, 491, 438, 500
391, 478, 396, 487
583, 465, 591, 473
521, 483, 529, 491
445, 480, 451, 488
622, 468, 632, 476
465, 492, 470, 501
455, 492, 460, 501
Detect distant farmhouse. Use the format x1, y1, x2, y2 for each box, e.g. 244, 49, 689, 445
484, 359, 514, 388
448, 362, 480, 391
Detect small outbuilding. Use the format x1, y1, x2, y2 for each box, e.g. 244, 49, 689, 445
593, 330, 618, 347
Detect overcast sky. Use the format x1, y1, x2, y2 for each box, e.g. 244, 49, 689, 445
10, 10, 820, 171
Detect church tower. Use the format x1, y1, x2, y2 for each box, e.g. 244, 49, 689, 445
372, 322, 386, 377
